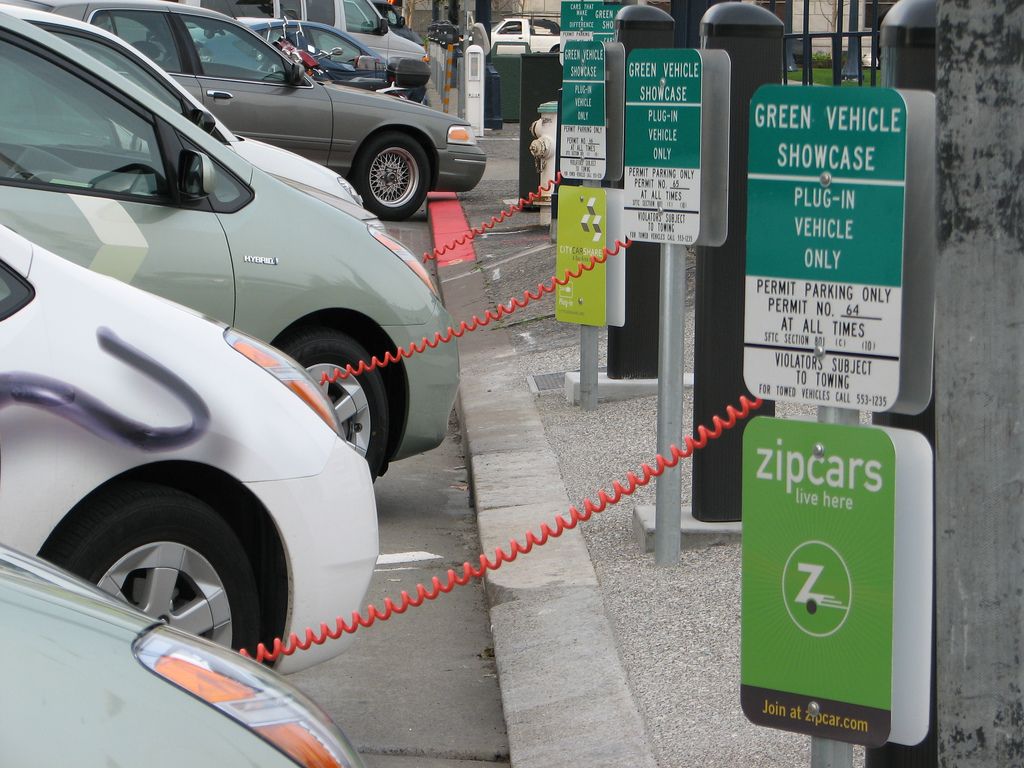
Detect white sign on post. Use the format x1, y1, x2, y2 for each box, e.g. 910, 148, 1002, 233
560, 40, 606, 181
622, 48, 704, 245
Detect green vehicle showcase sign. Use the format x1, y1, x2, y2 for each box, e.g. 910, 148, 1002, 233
561, 41, 606, 181
560, 0, 621, 46
623, 48, 703, 244
555, 188, 607, 326
741, 417, 896, 746
744, 86, 910, 411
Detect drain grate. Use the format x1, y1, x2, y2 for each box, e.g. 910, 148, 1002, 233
527, 371, 565, 394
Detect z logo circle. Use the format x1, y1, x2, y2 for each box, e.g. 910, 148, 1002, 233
782, 540, 852, 638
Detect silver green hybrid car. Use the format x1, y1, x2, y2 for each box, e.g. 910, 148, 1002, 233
0, 10, 458, 479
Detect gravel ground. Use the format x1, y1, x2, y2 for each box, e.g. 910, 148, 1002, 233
465, 126, 865, 768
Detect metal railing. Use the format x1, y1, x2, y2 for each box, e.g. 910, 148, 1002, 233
763, 0, 884, 86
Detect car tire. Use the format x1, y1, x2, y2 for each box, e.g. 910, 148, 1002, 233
278, 327, 389, 479
352, 131, 430, 221
39, 482, 260, 652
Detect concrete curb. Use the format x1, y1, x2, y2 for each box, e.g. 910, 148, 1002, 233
438, 251, 657, 768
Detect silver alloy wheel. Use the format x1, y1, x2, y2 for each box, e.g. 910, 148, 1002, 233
307, 361, 372, 457
97, 541, 233, 645
367, 146, 419, 209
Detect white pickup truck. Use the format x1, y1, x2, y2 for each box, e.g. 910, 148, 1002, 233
490, 17, 561, 54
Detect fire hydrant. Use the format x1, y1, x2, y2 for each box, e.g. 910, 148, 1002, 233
528, 101, 559, 205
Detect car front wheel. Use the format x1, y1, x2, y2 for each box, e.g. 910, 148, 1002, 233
352, 131, 430, 221
39, 482, 261, 652
278, 327, 389, 479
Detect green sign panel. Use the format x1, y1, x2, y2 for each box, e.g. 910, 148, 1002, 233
561, 41, 606, 181
560, 0, 621, 46
741, 417, 896, 746
555, 188, 607, 326
623, 48, 703, 244
744, 85, 909, 411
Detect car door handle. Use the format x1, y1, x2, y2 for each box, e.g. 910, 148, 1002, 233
206, 90, 234, 100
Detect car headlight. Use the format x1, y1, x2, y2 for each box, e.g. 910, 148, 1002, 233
135, 627, 363, 768
336, 175, 363, 206
224, 328, 343, 436
446, 124, 476, 145
368, 223, 438, 296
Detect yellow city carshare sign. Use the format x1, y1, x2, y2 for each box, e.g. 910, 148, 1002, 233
555, 188, 607, 326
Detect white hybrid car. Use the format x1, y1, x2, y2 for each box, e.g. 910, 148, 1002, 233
0, 224, 378, 672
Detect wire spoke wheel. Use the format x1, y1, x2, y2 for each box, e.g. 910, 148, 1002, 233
368, 146, 419, 208
354, 131, 430, 220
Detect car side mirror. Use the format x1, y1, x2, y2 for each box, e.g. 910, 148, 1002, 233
187, 106, 218, 135
377, 16, 389, 34
179, 150, 216, 199
286, 59, 305, 85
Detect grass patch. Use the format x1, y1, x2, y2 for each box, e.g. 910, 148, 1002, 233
787, 67, 880, 87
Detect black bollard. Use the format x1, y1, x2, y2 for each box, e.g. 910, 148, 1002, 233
690, 2, 780, 522
867, 3, 937, 766
606, 5, 675, 380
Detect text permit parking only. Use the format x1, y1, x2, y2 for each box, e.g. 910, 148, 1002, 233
623, 48, 703, 244
743, 86, 909, 411
560, 41, 606, 181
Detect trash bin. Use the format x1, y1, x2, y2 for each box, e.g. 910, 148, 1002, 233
491, 43, 528, 121
484, 62, 503, 129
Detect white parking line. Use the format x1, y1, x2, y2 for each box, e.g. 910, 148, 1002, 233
440, 243, 554, 284
376, 551, 443, 565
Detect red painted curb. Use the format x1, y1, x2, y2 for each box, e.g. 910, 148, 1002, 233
426, 194, 475, 267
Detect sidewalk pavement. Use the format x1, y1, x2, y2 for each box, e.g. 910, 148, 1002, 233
428, 121, 828, 767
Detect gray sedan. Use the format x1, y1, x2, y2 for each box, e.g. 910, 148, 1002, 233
20, 0, 485, 219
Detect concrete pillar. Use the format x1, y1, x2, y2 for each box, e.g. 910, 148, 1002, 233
933, 1, 1024, 765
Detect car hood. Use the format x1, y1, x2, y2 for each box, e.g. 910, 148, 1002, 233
0, 543, 156, 634
322, 80, 465, 124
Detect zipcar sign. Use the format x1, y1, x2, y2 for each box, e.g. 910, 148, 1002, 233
740, 417, 933, 747
743, 86, 909, 411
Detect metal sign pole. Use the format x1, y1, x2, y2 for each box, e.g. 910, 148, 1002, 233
654, 241, 686, 565
810, 403, 859, 768
580, 325, 599, 411
811, 735, 855, 768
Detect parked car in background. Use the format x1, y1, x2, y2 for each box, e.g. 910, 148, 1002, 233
369, 0, 421, 45
2, 3, 366, 210
247, 17, 428, 103
0, 223, 378, 670
490, 16, 560, 53
0, 544, 367, 766
185, 0, 428, 64
13, 0, 485, 219
260, 18, 428, 100
0, 10, 459, 479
